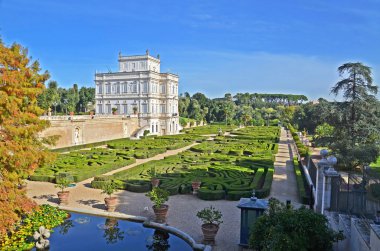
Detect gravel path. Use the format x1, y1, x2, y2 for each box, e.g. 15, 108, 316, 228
270, 127, 302, 207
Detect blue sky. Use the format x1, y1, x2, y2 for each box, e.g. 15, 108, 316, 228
1, 0, 379, 100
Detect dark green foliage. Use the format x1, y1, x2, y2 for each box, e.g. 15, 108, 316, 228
198, 188, 226, 200
249, 198, 344, 251
98, 126, 279, 200
293, 158, 310, 204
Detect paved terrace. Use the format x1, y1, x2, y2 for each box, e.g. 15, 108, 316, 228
26, 127, 299, 251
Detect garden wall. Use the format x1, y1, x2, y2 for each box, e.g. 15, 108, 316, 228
40, 115, 140, 149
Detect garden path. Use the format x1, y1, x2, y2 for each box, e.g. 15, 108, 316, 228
270, 127, 302, 206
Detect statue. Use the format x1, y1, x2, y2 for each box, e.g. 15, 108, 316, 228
74, 128, 80, 145
218, 128, 223, 136
48, 107, 52, 117
146, 49, 149, 55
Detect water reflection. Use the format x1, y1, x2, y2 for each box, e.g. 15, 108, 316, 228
146, 230, 170, 251
102, 218, 125, 244
58, 219, 74, 235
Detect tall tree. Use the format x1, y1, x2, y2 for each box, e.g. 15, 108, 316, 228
0, 41, 56, 234
330, 62, 379, 169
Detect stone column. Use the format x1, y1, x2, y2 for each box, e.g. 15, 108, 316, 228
315, 158, 329, 213
322, 168, 340, 213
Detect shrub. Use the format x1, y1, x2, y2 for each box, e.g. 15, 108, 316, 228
198, 188, 226, 200
226, 190, 252, 200
146, 187, 169, 208
196, 205, 223, 225
249, 198, 345, 251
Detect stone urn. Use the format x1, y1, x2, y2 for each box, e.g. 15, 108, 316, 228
57, 191, 70, 205
152, 204, 169, 223
104, 197, 118, 212
201, 223, 219, 244
191, 181, 201, 194
151, 178, 160, 188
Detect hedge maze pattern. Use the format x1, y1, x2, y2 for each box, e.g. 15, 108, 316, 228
92, 126, 280, 201
30, 134, 203, 183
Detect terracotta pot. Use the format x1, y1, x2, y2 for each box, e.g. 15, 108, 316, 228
201, 223, 219, 243
151, 178, 160, 188
89, 111, 94, 116
192, 181, 201, 194
153, 204, 169, 223
57, 191, 70, 205
104, 197, 118, 212
69, 111, 74, 116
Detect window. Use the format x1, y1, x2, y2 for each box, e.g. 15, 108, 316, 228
152, 124, 155, 133
142, 82, 148, 93
123, 83, 128, 93
160, 104, 165, 113
160, 84, 165, 94
132, 84, 137, 93
123, 104, 128, 114
106, 84, 111, 94
156, 124, 158, 132
97, 104, 103, 113
142, 104, 148, 113
97, 85, 103, 94
116, 83, 120, 94
106, 104, 111, 114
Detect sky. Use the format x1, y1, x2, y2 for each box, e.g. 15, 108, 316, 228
1, 0, 380, 100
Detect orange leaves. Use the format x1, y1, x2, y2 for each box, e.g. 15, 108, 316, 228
0, 40, 54, 235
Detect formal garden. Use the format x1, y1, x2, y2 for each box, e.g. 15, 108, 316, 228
90, 126, 279, 200
29, 134, 205, 183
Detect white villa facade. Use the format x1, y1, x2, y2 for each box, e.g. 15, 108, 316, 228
95, 51, 180, 135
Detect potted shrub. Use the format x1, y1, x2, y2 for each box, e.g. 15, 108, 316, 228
147, 166, 159, 187
55, 178, 71, 205
196, 205, 223, 244
191, 170, 202, 195
112, 107, 118, 115
102, 181, 118, 212
133, 106, 138, 115
146, 187, 169, 223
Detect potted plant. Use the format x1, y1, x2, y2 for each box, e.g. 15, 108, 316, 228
112, 107, 118, 115
55, 178, 71, 205
146, 187, 169, 223
147, 166, 160, 187
133, 106, 138, 115
191, 170, 202, 195
102, 181, 118, 212
196, 205, 223, 244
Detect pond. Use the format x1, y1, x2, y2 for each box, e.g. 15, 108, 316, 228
33, 212, 193, 251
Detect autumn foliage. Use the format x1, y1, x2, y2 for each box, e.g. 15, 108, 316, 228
0, 40, 56, 236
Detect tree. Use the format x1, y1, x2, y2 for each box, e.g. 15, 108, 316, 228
0, 41, 56, 234
329, 62, 380, 169
249, 198, 344, 251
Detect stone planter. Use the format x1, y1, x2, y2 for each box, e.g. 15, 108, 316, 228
104, 197, 118, 212
151, 178, 160, 188
201, 223, 219, 244
57, 191, 70, 205
153, 204, 169, 223
192, 181, 201, 194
